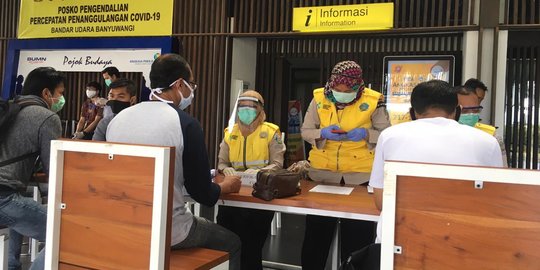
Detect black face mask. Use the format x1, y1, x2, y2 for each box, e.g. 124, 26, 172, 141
107, 100, 131, 114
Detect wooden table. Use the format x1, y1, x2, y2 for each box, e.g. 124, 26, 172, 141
218, 180, 380, 270
187, 179, 380, 270
219, 179, 380, 222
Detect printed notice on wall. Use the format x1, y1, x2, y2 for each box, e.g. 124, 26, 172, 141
18, 0, 173, 39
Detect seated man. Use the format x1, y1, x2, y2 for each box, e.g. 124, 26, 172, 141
0, 67, 66, 270
92, 78, 137, 141
369, 80, 504, 243
106, 54, 242, 270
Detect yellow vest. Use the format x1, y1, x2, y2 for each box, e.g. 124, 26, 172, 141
309, 88, 381, 173
475, 122, 496, 136
224, 122, 280, 170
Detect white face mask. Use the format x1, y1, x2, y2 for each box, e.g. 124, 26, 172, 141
149, 78, 195, 110
178, 80, 194, 110
86, 89, 97, 98
149, 79, 178, 104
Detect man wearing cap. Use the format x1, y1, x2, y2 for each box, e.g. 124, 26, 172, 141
106, 54, 242, 270
216, 90, 285, 270
301, 60, 391, 269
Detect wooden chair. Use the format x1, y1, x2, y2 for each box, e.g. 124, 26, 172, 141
44, 140, 228, 270
381, 161, 540, 270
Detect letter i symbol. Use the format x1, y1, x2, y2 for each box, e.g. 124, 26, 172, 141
305, 10, 312, 26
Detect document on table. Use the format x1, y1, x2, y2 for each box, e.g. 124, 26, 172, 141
237, 172, 257, 186
309, 185, 354, 195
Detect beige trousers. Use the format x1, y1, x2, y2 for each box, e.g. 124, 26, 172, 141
307, 167, 370, 185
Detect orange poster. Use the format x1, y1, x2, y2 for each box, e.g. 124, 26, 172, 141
385, 57, 453, 125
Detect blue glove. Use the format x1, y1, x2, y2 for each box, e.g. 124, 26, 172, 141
347, 128, 367, 142
321, 125, 347, 141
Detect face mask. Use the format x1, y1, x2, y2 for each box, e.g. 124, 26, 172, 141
332, 89, 358, 103
50, 95, 65, 113
178, 80, 194, 110
106, 100, 131, 114
86, 89, 97, 98
105, 79, 112, 87
458, 113, 480, 127
238, 107, 258, 125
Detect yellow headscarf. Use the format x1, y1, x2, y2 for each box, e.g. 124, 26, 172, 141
237, 90, 266, 137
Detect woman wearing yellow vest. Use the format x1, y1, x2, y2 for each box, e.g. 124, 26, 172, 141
301, 60, 391, 269
216, 90, 286, 270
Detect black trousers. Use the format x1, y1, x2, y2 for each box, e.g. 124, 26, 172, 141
301, 215, 375, 270
216, 206, 274, 270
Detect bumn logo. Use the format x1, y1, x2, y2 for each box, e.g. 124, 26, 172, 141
27, 57, 47, 64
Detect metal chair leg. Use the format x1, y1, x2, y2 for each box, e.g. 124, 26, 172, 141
0, 227, 10, 270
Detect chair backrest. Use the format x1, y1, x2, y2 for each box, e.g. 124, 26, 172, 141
380, 161, 540, 270
45, 140, 175, 270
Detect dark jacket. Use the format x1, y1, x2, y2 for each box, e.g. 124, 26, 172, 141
0, 95, 61, 189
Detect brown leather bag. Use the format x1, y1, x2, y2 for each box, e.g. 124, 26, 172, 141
252, 170, 302, 201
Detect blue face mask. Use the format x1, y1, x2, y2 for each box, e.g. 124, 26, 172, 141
105, 79, 112, 87
238, 107, 258, 125
459, 113, 480, 127
332, 89, 357, 103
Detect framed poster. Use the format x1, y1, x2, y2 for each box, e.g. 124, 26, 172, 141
383, 55, 455, 125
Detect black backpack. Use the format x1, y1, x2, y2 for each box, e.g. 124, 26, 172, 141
0, 97, 41, 167
0, 98, 22, 140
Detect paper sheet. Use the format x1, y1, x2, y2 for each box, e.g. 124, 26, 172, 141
237, 172, 257, 186
309, 185, 354, 195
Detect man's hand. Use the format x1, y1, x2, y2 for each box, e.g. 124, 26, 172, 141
95, 98, 108, 107
218, 175, 241, 194
72, 131, 84, 140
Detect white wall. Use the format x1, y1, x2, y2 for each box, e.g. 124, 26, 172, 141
462, 30, 499, 125
479, 29, 495, 123
229, 38, 257, 115
494, 30, 508, 133
462, 31, 479, 83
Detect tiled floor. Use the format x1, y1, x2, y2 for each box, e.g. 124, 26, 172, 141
263, 213, 305, 267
